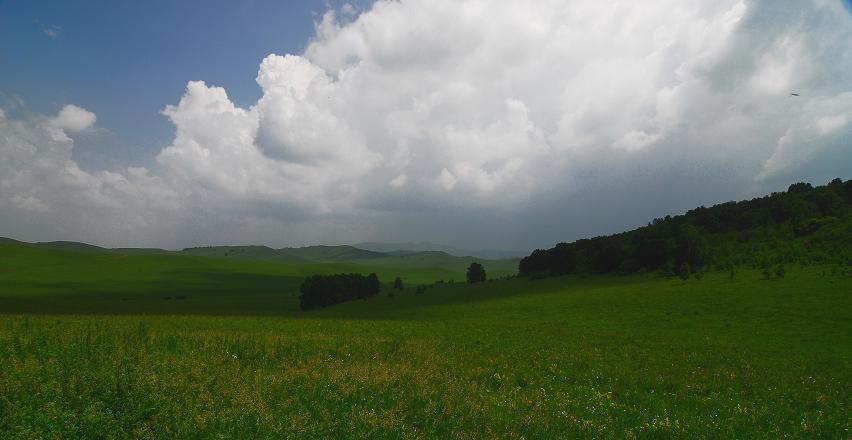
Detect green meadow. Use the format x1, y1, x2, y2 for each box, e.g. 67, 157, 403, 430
0, 240, 850, 438
0, 241, 516, 315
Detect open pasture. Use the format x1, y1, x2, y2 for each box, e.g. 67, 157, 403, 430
1, 268, 849, 438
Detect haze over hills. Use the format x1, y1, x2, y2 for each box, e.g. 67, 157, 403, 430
354, 242, 525, 259
180, 245, 390, 262
0, 238, 522, 266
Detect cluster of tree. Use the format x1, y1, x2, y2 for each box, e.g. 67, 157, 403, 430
299, 273, 380, 310
519, 178, 852, 278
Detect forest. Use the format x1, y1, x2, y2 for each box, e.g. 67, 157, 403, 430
519, 178, 852, 278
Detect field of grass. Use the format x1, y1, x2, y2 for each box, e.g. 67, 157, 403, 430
1, 249, 850, 438
0, 241, 515, 315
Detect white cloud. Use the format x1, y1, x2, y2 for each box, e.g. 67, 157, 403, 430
0, 105, 179, 245
756, 93, 852, 181
1, 0, 851, 249
10, 195, 49, 213
389, 174, 407, 188
33, 20, 62, 39
43, 25, 61, 39
51, 104, 96, 132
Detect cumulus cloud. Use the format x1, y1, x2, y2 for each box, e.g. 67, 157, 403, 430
0, 105, 179, 245
1, 0, 850, 249
51, 104, 96, 132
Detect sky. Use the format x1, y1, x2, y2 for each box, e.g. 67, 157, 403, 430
1, 0, 851, 252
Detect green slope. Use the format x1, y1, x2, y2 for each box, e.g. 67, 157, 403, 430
351, 251, 519, 280
519, 178, 852, 277
34, 241, 106, 252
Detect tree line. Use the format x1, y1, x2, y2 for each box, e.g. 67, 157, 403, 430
519, 178, 852, 278
299, 261, 490, 310
299, 273, 380, 310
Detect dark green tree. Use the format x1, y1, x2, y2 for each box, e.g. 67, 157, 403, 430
675, 262, 691, 280
675, 225, 709, 269
636, 238, 670, 269
393, 277, 404, 290
366, 273, 380, 295
466, 262, 486, 284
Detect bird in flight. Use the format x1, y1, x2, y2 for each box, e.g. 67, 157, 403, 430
791, 93, 800, 96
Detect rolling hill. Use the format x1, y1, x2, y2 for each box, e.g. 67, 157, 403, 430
0, 180, 850, 437
0, 239, 518, 314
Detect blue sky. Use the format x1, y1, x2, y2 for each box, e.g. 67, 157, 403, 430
1, 0, 362, 169
0, 0, 850, 250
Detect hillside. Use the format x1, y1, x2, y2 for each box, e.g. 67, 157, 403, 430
34, 241, 106, 252
520, 178, 852, 278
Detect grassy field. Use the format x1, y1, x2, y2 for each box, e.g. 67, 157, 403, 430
0, 241, 516, 315
0, 244, 849, 438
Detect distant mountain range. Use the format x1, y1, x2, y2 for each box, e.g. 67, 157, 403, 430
0, 237, 520, 263
179, 245, 389, 261
0, 237, 524, 261
353, 242, 525, 259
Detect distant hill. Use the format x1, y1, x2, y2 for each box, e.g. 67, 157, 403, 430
179, 245, 389, 261
180, 245, 283, 260
110, 248, 171, 255
278, 245, 388, 261
0, 237, 519, 286
34, 241, 106, 252
354, 242, 525, 259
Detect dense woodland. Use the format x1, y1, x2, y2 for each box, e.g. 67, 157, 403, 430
299, 273, 380, 310
519, 178, 852, 278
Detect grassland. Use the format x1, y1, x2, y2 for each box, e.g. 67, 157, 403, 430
0, 241, 516, 315
1, 239, 849, 438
